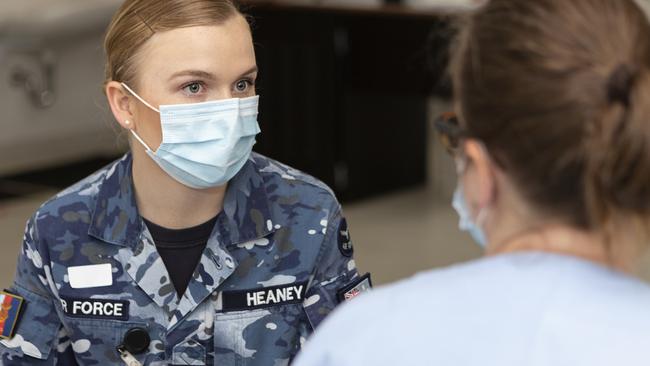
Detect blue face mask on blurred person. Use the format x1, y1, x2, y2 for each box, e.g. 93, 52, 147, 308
452, 182, 488, 248
121, 83, 261, 189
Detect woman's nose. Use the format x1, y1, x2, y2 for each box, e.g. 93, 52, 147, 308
217, 89, 234, 100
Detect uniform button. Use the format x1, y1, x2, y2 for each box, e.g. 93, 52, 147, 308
225, 257, 234, 269
119, 327, 151, 355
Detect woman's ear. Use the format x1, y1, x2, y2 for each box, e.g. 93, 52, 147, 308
462, 139, 497, 213
105, 81, 135, 130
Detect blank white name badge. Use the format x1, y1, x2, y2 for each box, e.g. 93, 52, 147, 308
67, 263, 113, 289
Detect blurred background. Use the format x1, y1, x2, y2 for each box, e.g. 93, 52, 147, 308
1, 0, 649, 290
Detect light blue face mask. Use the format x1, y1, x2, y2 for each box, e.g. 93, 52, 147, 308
452, 182, 488, 248
122, 83, 261, 189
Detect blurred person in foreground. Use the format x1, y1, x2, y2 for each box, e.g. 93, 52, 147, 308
294, 0, 650, 364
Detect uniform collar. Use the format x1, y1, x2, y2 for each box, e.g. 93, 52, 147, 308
88, 153, 276, 248
88, 153, 142, 248
221, 154, 277, 246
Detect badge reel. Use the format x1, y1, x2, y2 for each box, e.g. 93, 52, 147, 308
116, 327, 150, 366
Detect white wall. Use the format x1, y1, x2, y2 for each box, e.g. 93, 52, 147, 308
0, 0, 125, 175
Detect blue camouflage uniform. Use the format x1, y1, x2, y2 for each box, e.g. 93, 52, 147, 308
0, 152, 367, 365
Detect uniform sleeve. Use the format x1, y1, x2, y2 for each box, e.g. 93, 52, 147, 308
302, 203, 370, 330
0, 216, 66, 364
295, 277, 373, 366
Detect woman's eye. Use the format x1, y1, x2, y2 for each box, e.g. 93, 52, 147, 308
183, 82, 203, 94
235, 80, 251, 93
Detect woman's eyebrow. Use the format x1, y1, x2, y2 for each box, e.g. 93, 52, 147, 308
168, 70, 217, 81
240, 66, 258, 77
168, 67, 257, 81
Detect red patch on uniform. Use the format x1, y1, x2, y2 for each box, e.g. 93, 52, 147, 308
0, 291, 24, 339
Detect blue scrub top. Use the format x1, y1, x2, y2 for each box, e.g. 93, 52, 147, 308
295, 252, 650, 366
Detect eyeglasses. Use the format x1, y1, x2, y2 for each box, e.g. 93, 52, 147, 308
434, 112, 465, 156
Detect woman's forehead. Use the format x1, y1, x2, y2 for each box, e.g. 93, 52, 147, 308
135, 16, 255, 82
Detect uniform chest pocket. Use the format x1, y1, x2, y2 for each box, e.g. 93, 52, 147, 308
65, 318, 150, 365
213, 304, 307, 366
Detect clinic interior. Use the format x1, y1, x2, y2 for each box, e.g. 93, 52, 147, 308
3, 0, 650, 291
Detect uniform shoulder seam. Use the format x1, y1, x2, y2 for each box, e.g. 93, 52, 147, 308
251, 152, 338, 198
37, 156, 122, 214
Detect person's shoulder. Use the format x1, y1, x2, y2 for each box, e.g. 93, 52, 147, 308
251, 152, 339, 208
32, 155, 127, 227
319, 256, 522, 319
295, 271, 451, 365
314, 267, 454, 326
553, 255, 650, 319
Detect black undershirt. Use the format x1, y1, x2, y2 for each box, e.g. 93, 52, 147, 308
143, 215, 219, 297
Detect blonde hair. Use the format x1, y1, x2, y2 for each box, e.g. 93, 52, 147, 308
103, 0, 241, 89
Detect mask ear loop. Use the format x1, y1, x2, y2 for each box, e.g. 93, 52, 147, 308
460, 140, 493, 238
120, 83, 159, 153
121, 83, 160, 113
128, 129, 154, 153
475, 205, 489, 228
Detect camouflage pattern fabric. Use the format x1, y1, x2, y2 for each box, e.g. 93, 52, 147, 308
0, 152, 363, 365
